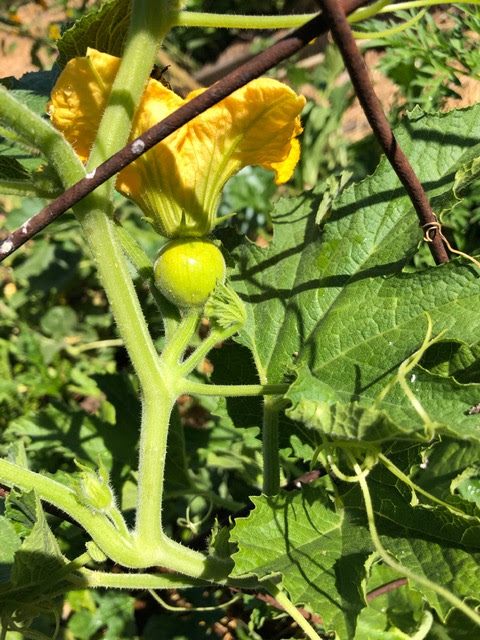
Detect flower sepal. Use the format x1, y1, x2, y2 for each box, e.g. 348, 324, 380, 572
204, 280, 246, 331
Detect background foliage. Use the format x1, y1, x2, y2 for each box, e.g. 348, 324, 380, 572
1, 1, 480, 638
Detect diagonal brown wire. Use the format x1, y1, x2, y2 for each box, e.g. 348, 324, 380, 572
316, 0, 449, 264
0, 0, 369, 262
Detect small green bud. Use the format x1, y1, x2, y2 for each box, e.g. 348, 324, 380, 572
74, 459, 114, 513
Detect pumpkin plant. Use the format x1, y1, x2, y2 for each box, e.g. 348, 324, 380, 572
0, 0, 480, 638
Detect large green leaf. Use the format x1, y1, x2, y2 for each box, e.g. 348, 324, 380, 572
231, 105, 480, 383
0, 493, 69, 626
230, 484, 371, 638
343, 464, 480, 623
230, 106, 480, 438
286, 363, 480, 442
230, 476, 480, 638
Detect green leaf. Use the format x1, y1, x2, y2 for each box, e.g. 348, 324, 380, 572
407, 438, 480, 517
355, 564, 426, 640
0, 494, 69, 624
421, 339, 480, 383
0, 70, 59, 117
286, 363, 480, 443
231, 471, 480, 637
231, 106, 480, 439
67, 590, 135, 640
40, 306, 78, 339
0, 517, 22, 583
428, 603, 480, 639
57, 0, 131, 68
164, 406, 191, 493
286, 364, 404, 443
5, 488, 37, 537
455, 472, 480, 507
7, 398, 137, 491
232, 105, 480, 384
209, 341, 262, 430
343, 463, 480, 622
0, 156, 30, 181
230, 484, 370, 638
10, 495, 66, 588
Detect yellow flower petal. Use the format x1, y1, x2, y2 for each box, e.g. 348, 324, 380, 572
48, 48, 306, 237
48, 48, 121, 162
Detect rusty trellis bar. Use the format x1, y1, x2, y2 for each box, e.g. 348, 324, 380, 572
0, 0, 368, 262
317, 0, 449, 264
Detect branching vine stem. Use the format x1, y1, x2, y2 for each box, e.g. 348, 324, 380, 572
316, 0, 449, 265
350, 454, 480, 628
0, 0, 369, 262
262, 397, 282, 495
182, 381, 289, 397
265, 581, 323, 640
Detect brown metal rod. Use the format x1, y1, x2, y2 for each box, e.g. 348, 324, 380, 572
317, 0, 449, 265
0, 0, 369, 263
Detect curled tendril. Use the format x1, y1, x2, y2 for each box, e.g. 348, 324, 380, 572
352, 7, 427, 39
351, 454, 480, 628
312, 434, 379, 483
177, 495, 214, 535
149, 589, 242, 613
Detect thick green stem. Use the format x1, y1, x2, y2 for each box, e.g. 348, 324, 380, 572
182, 380, 289, 397
77, 567, 208, 590
262, 397, 281, 496
134, 388, 175, 542
77, 206, 163, 390
174, 11, 316, 29
114, 221, 181, 339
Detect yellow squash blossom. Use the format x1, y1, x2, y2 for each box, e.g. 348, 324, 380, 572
48, 48, 306, 237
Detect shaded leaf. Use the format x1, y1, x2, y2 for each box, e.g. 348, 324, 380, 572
355, 564, 426, 639
421, 339, 480, 383
0, 494, 69, 624
232, 106, 480, 385
230, 484, 370, 638
57, 0, 131, 68
0, 156, 30, 181
0, 517, 22, 583
286, 363, 480, 443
